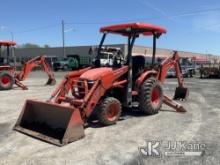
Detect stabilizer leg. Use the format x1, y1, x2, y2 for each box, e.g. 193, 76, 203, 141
163, 94, 186, 112
15, 78, 28, 90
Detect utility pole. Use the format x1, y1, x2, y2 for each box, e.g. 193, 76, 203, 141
62, 20, 66, 58
0, 26, 14, 41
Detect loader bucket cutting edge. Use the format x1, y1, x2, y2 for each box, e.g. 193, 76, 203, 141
173, 87, 189, 100
14, 100, 85, 146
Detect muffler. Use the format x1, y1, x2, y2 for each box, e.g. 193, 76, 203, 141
173, 87, 189, 100
14, 99, 85, 146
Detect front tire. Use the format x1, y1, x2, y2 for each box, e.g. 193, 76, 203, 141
97, 97, 122, 125
139, 77, 163, 115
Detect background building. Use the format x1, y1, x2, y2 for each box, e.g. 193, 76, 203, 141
1, 44, 220, 66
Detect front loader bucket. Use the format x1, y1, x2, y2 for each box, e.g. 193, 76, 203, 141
45, 78, 56, 86
14, 100, 85, 146
173, 87, 189, 100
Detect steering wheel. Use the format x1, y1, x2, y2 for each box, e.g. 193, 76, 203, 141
114, 55, 125, 66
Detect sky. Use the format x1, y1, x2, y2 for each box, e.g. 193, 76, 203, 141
1, 0, 220, 55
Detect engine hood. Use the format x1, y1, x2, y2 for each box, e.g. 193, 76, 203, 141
80, 67, 114, 81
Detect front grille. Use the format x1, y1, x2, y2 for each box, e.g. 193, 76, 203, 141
72, 80, 95, 99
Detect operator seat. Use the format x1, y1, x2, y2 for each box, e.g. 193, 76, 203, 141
113, 51, 124, 68
132, 55, 145, 81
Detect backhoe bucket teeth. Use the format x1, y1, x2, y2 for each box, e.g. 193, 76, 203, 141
173, 87, 189, 100
14, 100, 85, 146
45, 78, 56, 86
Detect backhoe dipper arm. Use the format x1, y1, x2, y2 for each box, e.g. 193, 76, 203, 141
158, 51, 184, 87
17, 56, 41, 81
16, 56, 56, 85
157, 51, 189, 112
39, 56, 56, 85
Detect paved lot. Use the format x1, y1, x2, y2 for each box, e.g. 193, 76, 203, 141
0, 72, 219, 165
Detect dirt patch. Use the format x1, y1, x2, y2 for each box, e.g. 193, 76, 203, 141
0, 122, 13, 142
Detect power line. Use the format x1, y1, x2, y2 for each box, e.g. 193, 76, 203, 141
171, 7, 220, 18
10, 7, 220, 34
66, 7, 220, 25
14, 23, 60, 34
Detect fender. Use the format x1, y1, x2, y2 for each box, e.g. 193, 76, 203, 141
0, 65, 15, 75
135, 70, 158, 90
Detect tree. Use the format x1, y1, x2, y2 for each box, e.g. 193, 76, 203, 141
20, 43, 41, 48
44, 44, 50, 48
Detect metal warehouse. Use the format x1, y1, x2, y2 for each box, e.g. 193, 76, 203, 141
1, 44, 220, 66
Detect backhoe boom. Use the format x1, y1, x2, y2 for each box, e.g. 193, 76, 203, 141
16, 56, 56, 85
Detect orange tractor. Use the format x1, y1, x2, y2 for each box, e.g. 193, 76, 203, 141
0, 41, 56, 90
14, 23, 188, 146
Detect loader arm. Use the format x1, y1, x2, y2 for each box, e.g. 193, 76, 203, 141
49, 66, 128, 119
49, 67, 92, 103
80, 66, 129, 119
17, 56, 56, 85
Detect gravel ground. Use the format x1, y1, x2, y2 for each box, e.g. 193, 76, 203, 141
0, 71, 219, 165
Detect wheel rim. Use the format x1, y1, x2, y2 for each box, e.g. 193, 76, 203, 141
1, 75, 10, 87
151, 87, 161, 107
107, 103, 119, 121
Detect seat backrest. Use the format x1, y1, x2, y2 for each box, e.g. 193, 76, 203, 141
132, 55, 145, 80
0, 57, 4, 65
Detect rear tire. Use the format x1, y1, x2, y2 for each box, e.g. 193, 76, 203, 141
0, 72, 14, 90
139, 77, 163, 115
97, 97, 122, 125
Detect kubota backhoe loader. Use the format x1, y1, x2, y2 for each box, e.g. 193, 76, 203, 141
14, 23, 189, 146
0, 41, 56, 90
0, 41, 19, 90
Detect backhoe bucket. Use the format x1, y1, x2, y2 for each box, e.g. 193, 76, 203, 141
173, 87, 189, 100
14, 100, 85, 146
45, 78, 56, 86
